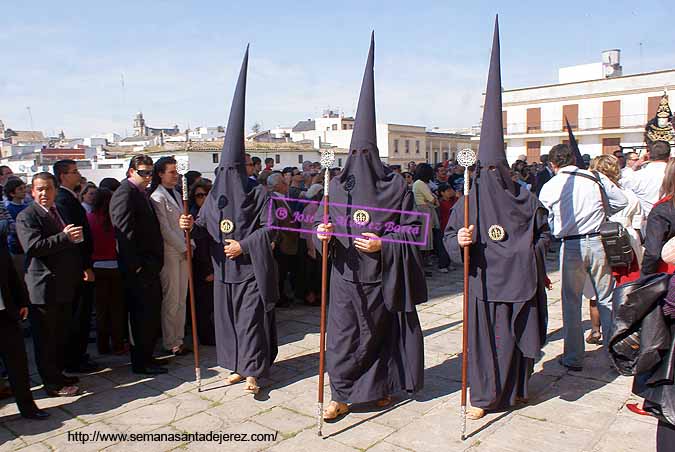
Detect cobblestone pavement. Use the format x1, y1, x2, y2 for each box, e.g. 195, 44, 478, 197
0, 254, 657, 451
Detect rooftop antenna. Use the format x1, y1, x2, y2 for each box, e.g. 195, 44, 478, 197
121, 73, 128, 137
26, 106, 33, 130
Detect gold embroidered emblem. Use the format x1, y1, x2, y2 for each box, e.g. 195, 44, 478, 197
488, 224, 505, 241
352, 209, 370, 226
220, 219, 235, 234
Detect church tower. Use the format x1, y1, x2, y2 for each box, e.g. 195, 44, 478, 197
133, 112, 146, 136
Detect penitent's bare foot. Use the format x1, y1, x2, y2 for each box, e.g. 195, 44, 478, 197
243, 376, 260, 394
227, 373, 244, 384
323, 401, 349, 420
515, 397, 529, 405
467, 406, 486, 420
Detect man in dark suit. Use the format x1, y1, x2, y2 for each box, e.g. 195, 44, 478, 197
16, 172, 82, 397
0, 232, 49, 419
53, 159, 98, 373
110, 155, 167, 375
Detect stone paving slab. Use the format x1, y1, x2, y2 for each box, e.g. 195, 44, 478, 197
0, 253, 660, 451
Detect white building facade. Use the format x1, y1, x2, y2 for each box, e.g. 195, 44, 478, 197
501, 52, 675, 163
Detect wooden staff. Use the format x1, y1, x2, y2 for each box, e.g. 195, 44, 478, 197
317, 152, 334, 436
457, 149, 476, 441
181, 171, 202, 392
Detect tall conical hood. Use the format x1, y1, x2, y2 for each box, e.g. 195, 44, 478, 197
200, 45, 260, 245
461, 16, 542, 305
220, 45, 248, 167
478, 16, 506, 166
329, 32, 408, 253
349, 31, 378, 155
565, 117, 585, 169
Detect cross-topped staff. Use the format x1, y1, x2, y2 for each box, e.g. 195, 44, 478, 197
456, 148, 476, 441
317, 147, 335, 436
177, 159, 202, 392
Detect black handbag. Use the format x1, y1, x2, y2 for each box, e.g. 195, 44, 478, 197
563, 170, 634, 268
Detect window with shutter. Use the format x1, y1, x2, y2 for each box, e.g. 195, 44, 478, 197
526, 108, 541, 133
602, 137, 621, 155
562, 104, 578, 130
526, 141, 541, 163
602, 101, 621, 129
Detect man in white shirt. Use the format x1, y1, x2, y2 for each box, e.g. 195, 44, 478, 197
622, 141, 670, 218
539, 144, 627, 371
619, 151, 641, 182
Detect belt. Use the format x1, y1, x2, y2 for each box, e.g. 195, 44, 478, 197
561, 232, 600, 241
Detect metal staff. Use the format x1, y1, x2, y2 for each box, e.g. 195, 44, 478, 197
177, 160, 202, 391
456, 148, 476, 440
317, 148, 335, 436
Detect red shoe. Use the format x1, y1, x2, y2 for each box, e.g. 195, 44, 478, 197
626, 403, 650, 416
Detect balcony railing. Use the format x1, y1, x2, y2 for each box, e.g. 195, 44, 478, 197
504, 114, 649, 135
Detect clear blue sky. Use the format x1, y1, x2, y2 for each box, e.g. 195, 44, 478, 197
2, 0, 675, 138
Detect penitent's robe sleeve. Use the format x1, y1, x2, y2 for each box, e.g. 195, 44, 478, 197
237, 194, 279, 310
380, 189, 428, 312
443, 195, 467, 266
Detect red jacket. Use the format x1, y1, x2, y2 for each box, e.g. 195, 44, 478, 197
439, 198, 457, 232
87, 211, 117, 262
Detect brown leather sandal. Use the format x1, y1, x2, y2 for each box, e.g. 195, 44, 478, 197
375, 395, 393, 408
585, 331, 602, 345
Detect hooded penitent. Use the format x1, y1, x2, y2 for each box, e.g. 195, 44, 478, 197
469, 16, 539, 303
317, 32, 427, 310
197, 46, 278, 307
443, 16, 549, 411
315, 34, 426, 404
565, 117, 586, 169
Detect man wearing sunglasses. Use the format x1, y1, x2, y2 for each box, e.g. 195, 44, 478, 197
110, 155, 167, 375
621, 151, 641, 181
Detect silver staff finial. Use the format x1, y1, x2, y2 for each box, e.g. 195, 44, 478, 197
456, 148, 476, 168
176, 159, 189, 175
320, 148, 336, 169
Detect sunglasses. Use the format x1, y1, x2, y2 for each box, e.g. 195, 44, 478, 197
194, 193, 207, 198
136, 169, 153, 177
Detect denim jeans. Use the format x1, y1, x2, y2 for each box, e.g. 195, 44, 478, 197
560, 236, 615, 368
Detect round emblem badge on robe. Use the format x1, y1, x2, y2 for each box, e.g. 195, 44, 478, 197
488, 224, 505, 241
220, 219, 235, 234
352, 209, 370, 225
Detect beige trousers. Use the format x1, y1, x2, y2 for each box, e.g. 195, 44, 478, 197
160, 253, 189, 350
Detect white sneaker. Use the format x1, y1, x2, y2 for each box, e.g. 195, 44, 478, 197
438, 267, 449, 273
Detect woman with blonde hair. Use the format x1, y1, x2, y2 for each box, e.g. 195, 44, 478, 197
589, 154, 644, 266
581, 154, 644, 344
